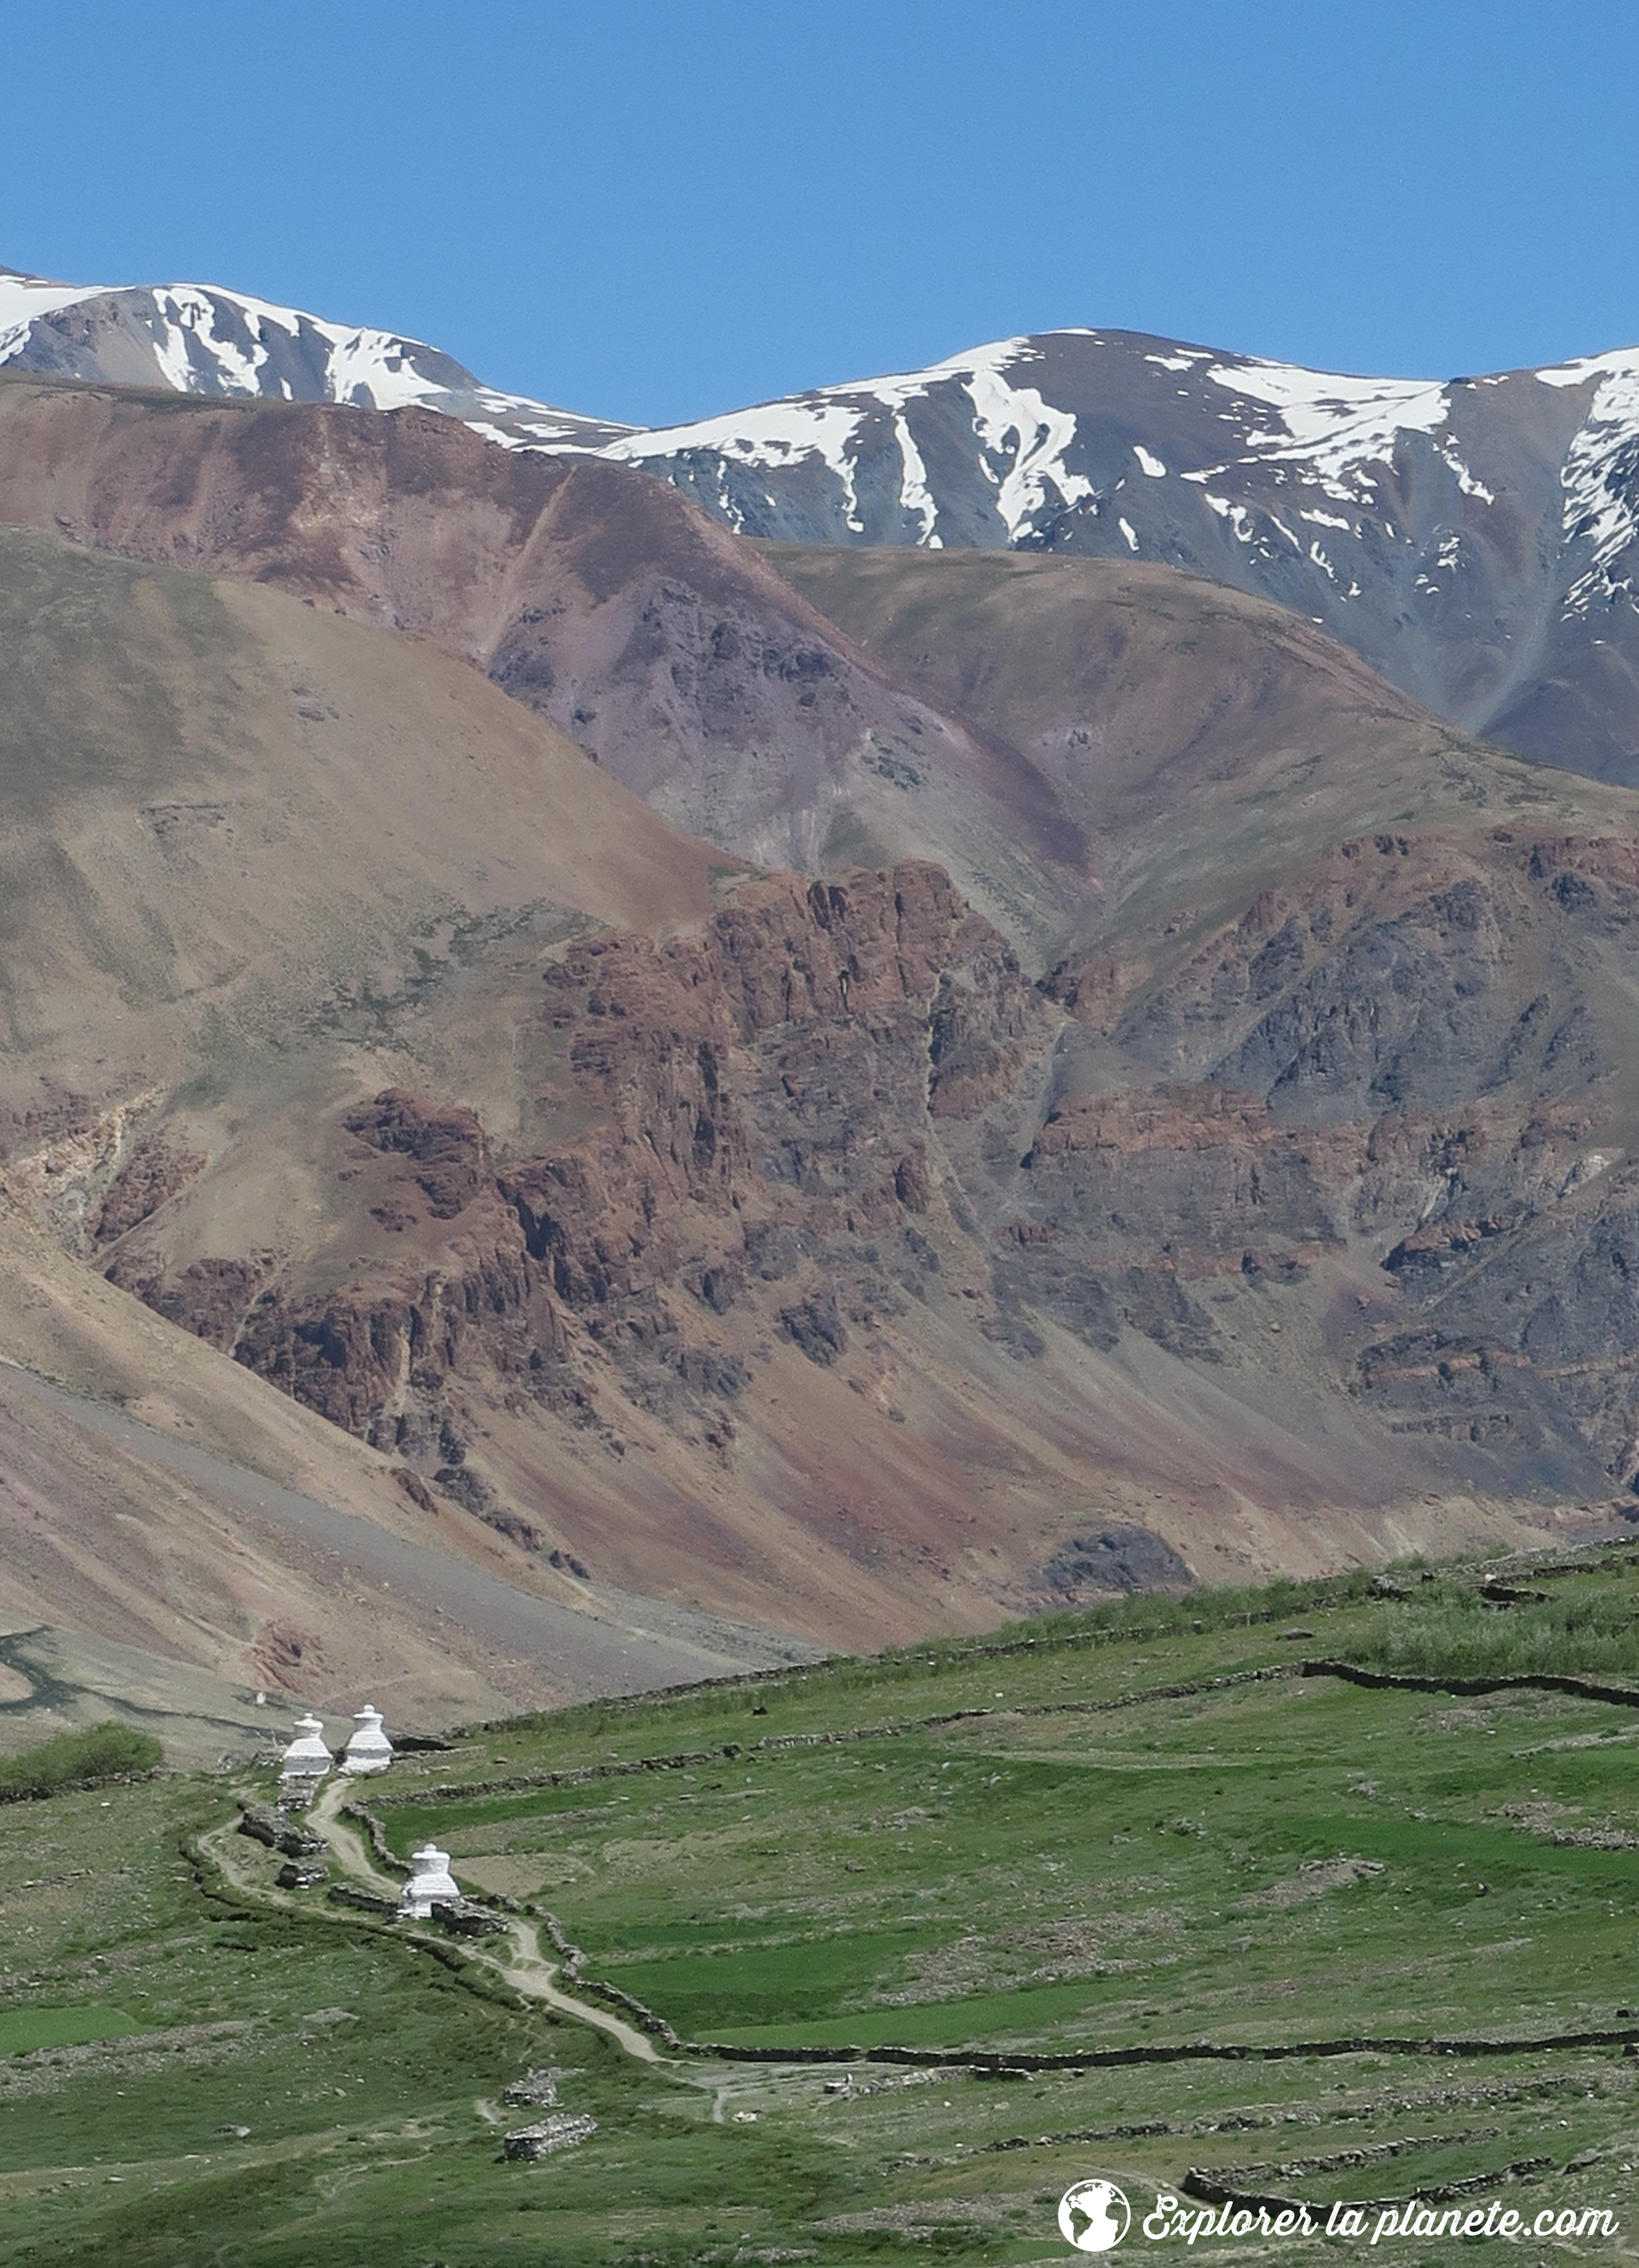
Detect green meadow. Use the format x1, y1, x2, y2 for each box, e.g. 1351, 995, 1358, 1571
2, 1551, 1638, 2263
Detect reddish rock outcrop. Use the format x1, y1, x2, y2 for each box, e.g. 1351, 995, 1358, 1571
95, 820, 1639, 1529
114, 863, 1048, 1524
92, 1137, 205, 1244
345, 1092, 488, 1220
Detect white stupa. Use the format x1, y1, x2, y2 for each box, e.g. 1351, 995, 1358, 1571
279, 1713, 333, 1783
340, 1704, 393, 1776
401, 1841, 462, 1918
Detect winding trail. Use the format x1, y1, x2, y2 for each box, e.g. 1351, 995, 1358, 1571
304, 1778, 665, 2065
492, 1918, 663, 2064
310, 1779, 401, 1896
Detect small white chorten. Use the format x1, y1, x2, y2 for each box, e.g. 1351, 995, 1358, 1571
341, 1704, 393, 1776
279, 1713, 333, 1783
401, 1841, 461, 1918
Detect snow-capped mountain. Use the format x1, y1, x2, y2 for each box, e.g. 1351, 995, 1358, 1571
6, 265, 1639, 779
0, 269, 633, 450
606, 330, 1639, 780
606, 327, 1639, 619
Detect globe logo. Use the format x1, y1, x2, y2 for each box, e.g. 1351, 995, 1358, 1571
1058, 2178, 1131, 2251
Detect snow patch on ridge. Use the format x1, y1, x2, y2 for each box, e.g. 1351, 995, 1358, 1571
894, 412, 940, 544
465, 385, 631, 447
1537, 348, 1639, 612
145, 285, 450, 410
606, 394, 864, 478
149, 287, 271, 394
961, 350, 1093, 540
0, 273, 113, 364
1439, 445, 1495, 503
1206, 357, 1452, 501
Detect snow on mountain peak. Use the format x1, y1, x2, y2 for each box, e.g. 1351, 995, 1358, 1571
8, 258, 1639, 709
599, 334, 1100, 544
595, 331, 1515, 549
141, 283, 454, 409
0, 267, 632, 447
1534, 347, 1639, 612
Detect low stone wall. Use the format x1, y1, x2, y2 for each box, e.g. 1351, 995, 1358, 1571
672, 2020, 1639, 2074
327, 1883, 398, 1916
1303, 1659, 1639, 1707
1182, 2153, 1554, 2219
339, 1800, 410, 1876
238, 1802, 324, 1858
377, 1666, 1301, 1815
503, 2113, 596, 2159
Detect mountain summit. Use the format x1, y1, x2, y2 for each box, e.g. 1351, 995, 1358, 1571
638, 332, 1639, 774
0, 267, 632, 450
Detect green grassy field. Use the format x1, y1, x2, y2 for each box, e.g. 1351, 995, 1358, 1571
2, 1551, 1638, 2262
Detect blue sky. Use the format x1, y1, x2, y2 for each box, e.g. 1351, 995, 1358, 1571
7, 1, 1639, 427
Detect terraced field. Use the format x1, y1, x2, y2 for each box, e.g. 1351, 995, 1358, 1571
2, 1554, 1639, 2261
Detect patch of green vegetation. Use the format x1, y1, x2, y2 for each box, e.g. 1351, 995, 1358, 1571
0, 2004, 150, 2055
3, 1546, 1638, 2262
1348, 1570, 1639, 1680
0, 1721, 163, 1803
820, 803, 897, 870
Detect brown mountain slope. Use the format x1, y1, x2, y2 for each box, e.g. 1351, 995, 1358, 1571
765, 546, 1435, 843
58, 498, 1639, 1618
91, 814, 1639, 1665
0, 373, 1091, 958
10, 403, 1639, 1705
0, 518, 723, 1134
0, 1206, 812, 1760
6, 518, 1450, 1680
766, 547, 1493, 932
0, 523, 833, 1723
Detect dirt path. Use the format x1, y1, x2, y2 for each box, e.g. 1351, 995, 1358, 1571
199, 1816, 289, 1902
310, 1779, 403, 1896
302, 1779, 666, 2065
494, 1917, 664, 2064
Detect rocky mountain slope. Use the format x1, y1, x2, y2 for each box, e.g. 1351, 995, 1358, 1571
8, 338, 1639, 1714
0, 516, 826, 1712
8, 266, 1639, 781
0, 1210, 799, 1754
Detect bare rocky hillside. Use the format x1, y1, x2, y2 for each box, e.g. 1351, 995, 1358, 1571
6, 381, 1639, 1724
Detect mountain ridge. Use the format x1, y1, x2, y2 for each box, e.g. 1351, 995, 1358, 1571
7, 264, 1639, 779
